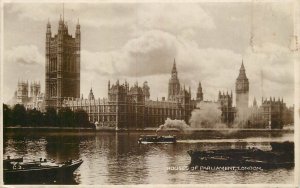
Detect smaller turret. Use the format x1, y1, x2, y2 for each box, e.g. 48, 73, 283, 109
196, 81, 203, 102
253, 97, 257, 107
88, 88, 95, 100
143, 81, 150, 100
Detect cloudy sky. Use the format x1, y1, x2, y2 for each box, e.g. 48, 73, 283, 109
3, 2, 297, 106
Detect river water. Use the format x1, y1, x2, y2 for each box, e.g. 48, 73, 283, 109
3, 129, 294, 185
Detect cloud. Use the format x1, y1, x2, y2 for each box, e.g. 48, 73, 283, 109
136, 3, 215, 33
80, 29, 242, 101
80, 29, 294, 106
5, 3, 215, 32
5, 45, 44, 66
243, 42, 294, 105
3, 2, 295, 106
3, 45, 45, 103
81, 30, 178, 78
5, 3, 136, 28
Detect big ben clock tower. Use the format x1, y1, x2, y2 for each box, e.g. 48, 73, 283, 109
235, 61, 249, 110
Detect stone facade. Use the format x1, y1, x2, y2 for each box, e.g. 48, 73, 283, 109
235, 61, 249, 110
63, 61, 199, 129
261, 97, 286, 129
218, 91, 235, 124
45, 17, 80, 109
168, 59, 181, 101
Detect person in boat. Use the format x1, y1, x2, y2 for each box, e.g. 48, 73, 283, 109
65, 159, 73, 165
13, 162, 21, 170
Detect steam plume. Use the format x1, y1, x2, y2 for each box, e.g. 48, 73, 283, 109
156, 118, 190, 132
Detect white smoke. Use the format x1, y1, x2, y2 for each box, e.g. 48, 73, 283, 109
189, 102, 228, 129
234, 105, 265, 128
156, 101, 262, 132
156, 118, 190, 132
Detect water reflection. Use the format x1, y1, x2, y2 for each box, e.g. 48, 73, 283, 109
45, 136, 80, 162
105, 133, 149, 184
3, 130, 294, 185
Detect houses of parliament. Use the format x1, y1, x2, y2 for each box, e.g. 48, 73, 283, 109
63, 60, 205, 129
13, 15, 294, 129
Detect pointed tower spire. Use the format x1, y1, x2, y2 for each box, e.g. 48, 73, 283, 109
47, 18, 50, 26
76, 18, 80, 28
253, 97, 257, 107
88, 87, 95, 100
172, 58, 177, 73
196, 81, 203, 102
168, 58, 180, 101
62, 3, 64, 23
47, 18, 51, 34
236, 59, 248, 81
241, 59, 245, 71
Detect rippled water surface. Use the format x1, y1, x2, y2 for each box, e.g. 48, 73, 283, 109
3, 130, 294, 184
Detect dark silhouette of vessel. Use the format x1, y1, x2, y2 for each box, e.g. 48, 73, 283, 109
3, 156, 83, 184
187, 141, 294, 169
138, 135, 176, 144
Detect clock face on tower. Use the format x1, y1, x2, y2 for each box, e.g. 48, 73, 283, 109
237, 83, 243, 90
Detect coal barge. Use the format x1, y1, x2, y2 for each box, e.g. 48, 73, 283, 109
188, 141, 294, 169
4, 156, 83, 184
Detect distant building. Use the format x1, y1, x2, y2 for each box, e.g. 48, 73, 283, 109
261, 97, 286, 129
142, 81, 150, 101
218, 91, 235, 124
196, 82, 203, 103
16, 80, 29, 104
45, 16, 81, 109
14, 80, 44, 110
282, 106, 294, 125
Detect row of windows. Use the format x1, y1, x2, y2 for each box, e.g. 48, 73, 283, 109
49, 84, 57, 97
49, 58, 57, 72
89, 115, 146, 122
68, 105, 194, 118
146, 108, 184, 116
71, 105, 146, 113
63, 56, 76, 72
89, 115, 169, 125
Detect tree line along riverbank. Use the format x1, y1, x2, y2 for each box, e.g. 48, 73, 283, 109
3, 104, 93, 128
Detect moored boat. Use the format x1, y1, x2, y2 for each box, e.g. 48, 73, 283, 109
138, 135, 176, 144
4, 157, 83, 184
3, 156, 23, 163
187, 141, 294, 170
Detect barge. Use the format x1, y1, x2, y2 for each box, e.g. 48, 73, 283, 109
187, 141, 294, 169
4, 157, 83, 184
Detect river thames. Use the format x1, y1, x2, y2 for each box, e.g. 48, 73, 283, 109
3, 129, 294, 185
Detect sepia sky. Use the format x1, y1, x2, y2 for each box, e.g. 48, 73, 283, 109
3, 2, 296, 106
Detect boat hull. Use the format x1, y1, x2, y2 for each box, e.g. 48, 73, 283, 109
138, 135, 176, 144
4, 159, 83, 184
188, 143, 294, 170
